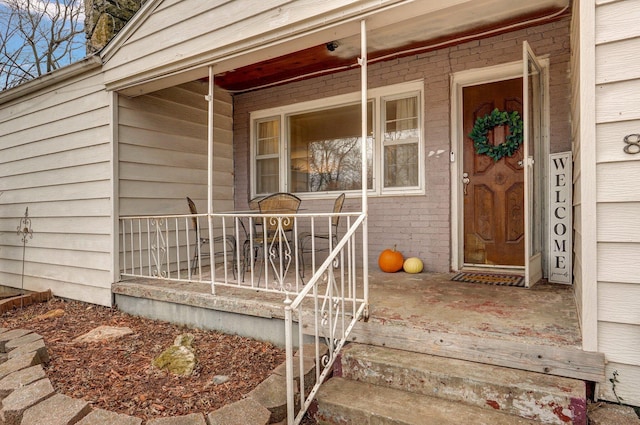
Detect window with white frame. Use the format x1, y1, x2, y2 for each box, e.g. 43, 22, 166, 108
251, 81, 423, 197
255, 117, 280, 194
383, 95, 420, 188
289, 102, 373, 193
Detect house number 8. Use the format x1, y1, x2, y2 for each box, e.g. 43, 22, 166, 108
623, 134, 640, 154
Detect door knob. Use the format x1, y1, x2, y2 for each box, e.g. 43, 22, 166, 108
462, 172, 470, 195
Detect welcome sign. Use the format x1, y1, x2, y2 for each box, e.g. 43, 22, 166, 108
548, 151, 572, 284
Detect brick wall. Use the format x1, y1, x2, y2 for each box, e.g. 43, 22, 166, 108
232, 17, 571, 272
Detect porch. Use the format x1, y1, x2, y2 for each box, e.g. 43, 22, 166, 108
113, 269, 603, 383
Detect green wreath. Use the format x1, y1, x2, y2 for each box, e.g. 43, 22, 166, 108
468, 108, 523, 161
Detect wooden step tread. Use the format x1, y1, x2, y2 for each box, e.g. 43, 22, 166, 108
347, 319, 605, 382
341, 343, 586, 397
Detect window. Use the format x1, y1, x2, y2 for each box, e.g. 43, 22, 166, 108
255, 118, 280, 194
289, 103, 373, 193
251, 81, 423, 197
383, 95, 419, 188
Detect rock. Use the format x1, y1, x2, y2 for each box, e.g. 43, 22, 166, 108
152, 333, 196, 377
35, 309, 65, 320
588, 402, 640, 425
212, 375, 230, 385
73, 326, 133, 343
174, 334, 194, 347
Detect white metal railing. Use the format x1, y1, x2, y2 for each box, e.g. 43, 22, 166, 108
284, 213, 368, 425
119, 211, 363, 294
119, 210, 369, 424
119, 214, 237, 285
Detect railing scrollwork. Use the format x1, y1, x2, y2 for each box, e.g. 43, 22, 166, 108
284, 213, 368, 425
265, 216, 295, 294
150, 218, 168, 278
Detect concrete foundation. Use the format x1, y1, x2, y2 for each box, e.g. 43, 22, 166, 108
113, 285, 303, 347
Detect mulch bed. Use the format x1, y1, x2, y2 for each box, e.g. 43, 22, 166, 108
1, 297, 290, 422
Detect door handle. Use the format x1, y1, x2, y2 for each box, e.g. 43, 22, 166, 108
462, 172, 470, 195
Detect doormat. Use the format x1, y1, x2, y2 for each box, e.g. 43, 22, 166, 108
451, 272, 525, 287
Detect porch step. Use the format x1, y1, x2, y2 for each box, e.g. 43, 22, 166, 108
315, 378, 541, 425
313, 343, 587, 425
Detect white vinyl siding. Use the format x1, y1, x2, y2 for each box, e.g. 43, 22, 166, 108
590, 0, 640, 407
117, 82, 233, 276
118, 81, 234, 216
598, 282, 640, 325
597, 203, 640, 242
0, 70, 113, 306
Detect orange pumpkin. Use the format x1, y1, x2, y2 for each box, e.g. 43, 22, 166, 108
378, 246, 404, 273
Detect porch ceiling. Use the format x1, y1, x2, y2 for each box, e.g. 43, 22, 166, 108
214, 0, 569, 92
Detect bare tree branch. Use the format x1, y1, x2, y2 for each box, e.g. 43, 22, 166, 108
0, 0, 85, 90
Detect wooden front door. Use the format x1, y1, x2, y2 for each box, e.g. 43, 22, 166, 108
462, 78, 524, 266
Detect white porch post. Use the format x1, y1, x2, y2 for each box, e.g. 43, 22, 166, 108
359, 19, 369, 313
577, 0, 598, 353
207, 65, 216, 292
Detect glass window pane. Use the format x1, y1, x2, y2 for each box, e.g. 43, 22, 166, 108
289, 103, 373, 193
385, 96, 418, 135
257, 120, 279, 155
383, 95, 420, 188
384, 144, 418, 187
384, 96, 419, 143
256, 158, 279, 194
255, 118, 279, 194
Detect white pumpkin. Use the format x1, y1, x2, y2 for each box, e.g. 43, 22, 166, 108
403, 257, 423, 274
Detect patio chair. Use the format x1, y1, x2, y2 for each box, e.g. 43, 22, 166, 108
244, 192, 301, 282
186, 197, 237, 278
248, 195, 263, 235
239, 196, 262, 282
298, 193, 345, 278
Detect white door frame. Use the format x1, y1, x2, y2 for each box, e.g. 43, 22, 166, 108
449, 58, 550, 273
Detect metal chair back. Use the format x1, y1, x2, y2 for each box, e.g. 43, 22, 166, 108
258, 192, 301, 234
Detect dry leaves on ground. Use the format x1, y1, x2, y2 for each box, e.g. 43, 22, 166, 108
1, 298, 287, 422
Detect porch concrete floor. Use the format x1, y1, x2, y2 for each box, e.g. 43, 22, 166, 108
116, 268, 581, 350
365, 270, 581, 348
